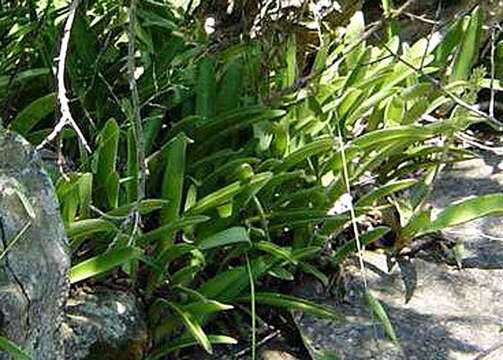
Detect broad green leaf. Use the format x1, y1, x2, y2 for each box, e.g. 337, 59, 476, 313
268, 266, 295, 281
160, 133, 188, 250
351, 126, 435, 149
196, 57, 217, 119
217, 59, 243, 113
69, 247, 143, 284
237, 292, 344, 321
147, 335, 236, 360
366, 292, 398, 343
384, 95, 405, 126
0, 68, 49, 90
450, 6, 483, 82
182, 300, 234, 314
400, 209, 431, 241
95, 118, 119, 210
66, 219, 117, 240
155, 299, 213, 354
189, 172, 273, 214
77, 173, 93, 219
10, 93, 56, 135
356, 179, 417, 207
255, 241, 297, 265
198, 227, 251, 250
433, 17, 463, 66
275, 138, 333, 172
138, 215, 209, 245
424, 194, 503, 235
332, 227, 390, 264
105, 171, 119, 209
300, 262, 329, 287
284, 35, 297, 88
106, 199, 169, 217
199, 257, 270, 302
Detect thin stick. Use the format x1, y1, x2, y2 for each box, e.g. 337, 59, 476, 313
36, 0, 90, 152
127, 0, 146, 206
489, 26, 496, 119
245, 253, 257, 360
335, 122, 368, 289
124, 0, 147, 249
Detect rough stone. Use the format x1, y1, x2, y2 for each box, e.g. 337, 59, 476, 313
0, 130, 70, 359
260, 349, 299, 360
294, 150, 503, 360
62, 290, 148, 360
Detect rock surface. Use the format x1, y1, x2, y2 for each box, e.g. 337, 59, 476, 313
62, 289, 148, 360
0, 130, 70, 359
294, 151, 503, 360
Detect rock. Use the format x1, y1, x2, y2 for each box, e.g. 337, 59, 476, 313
293, 151, 503, 360
0, 130, 70, 359
260, 349, 299, 360
62, 289, 148, 360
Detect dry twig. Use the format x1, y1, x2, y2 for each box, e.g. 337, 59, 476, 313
36, 0, 91, 152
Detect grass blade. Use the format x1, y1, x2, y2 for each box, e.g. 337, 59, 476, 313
69, 247, 143, 284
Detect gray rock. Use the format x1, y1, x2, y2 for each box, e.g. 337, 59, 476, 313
294, 151, 503, 360
62, 289, 148, 360
0, 130, 70, 359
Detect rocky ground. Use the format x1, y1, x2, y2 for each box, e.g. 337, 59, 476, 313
291, 150, 503, 360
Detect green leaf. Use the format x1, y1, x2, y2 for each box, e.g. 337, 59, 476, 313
449, 6, 484, 82
255, 241, 297, 265
0, 336, 31, 360
106, 199, 169, 217
284, 35, 297, 88
268, 266, 295, 281
332, 227, 391, 264
384, 95, 405, 126
237, 292, 344, 321
356, 179, 417, 207
433, 17, 463, 66
198, 227, 251, 250
424, 194, 503, 235
366, 292, 398, 343
0, 68, 49, 90
77, 173, 93, 219
217, 59, 243, 113
199, 257, 271, 302
182, 300, 234, 315
275, 138, 333, 172
66, 219, 117, 240
10, 93, 56, 135
95, 118, 120, 210
196, 57, 217, 119
137, 215, 210, 245
351, 126, 435, 149
138, 215, 210, 245
189, 172, 273, 214
69, 247, 143, 284
147, 335, 235, 360
160, 133, 188, 249
155, 299, 213, 354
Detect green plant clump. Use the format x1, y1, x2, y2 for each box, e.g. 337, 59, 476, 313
0, 1, 502, 358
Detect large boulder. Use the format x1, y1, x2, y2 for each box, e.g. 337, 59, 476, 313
62, 290, 148, 360
0, 130, 70, 359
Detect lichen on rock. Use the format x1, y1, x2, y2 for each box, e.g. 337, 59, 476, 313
0, 130, 70, 359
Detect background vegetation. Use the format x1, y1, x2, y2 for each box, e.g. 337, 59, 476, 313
1, 0, 503, 358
